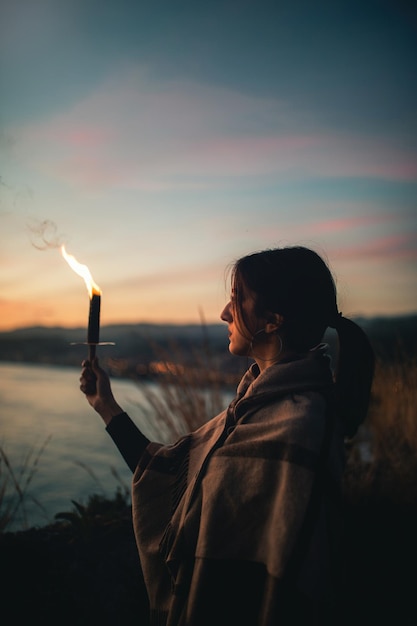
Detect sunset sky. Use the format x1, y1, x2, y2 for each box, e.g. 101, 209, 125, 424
1, 0, 416, 331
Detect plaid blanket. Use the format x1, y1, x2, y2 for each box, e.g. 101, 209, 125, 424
132, 346, 345, 625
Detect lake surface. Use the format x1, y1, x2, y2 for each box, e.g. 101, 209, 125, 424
0, 362, 233, 532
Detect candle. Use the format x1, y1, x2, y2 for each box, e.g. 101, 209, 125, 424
61, 245, 102, 361
88, 290, 101, 346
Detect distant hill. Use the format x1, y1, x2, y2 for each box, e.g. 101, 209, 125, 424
0, 322, 237, 377
0, 315, 416, 378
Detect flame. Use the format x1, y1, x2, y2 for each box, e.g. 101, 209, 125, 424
61, 245, 101, 298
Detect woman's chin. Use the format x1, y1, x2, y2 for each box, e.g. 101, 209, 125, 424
228, 341, 237, 355
228, 342, 246, 357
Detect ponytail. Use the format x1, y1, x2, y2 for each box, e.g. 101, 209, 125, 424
331, 315, 375, 438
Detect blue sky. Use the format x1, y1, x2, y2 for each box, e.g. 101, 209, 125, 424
1, 0, 416, 330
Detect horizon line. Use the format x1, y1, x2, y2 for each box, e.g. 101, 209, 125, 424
1, 310, 417, 334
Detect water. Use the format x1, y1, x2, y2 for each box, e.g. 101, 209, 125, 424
0, 362, 232, 532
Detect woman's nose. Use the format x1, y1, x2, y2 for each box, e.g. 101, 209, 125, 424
220, 301, 232, 322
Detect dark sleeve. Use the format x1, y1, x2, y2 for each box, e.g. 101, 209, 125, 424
106, 412, 150, 472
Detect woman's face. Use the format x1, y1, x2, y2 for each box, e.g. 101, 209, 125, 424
220, 285, 259, 357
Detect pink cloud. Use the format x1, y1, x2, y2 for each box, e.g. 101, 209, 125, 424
62, 129, 417, 187
331, 233, 417, 262
250, 209, 403, 245
186, 133, 417, 181
111, 260, 222, 291
51, 154, 124, 187
65, 128, 110, 147
307, 214, 398, 235
21, 123, 111, 148
10, 69, 417, 189
311, 135, 417, 181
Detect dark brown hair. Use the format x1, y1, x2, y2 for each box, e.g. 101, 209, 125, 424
231, 246, 374, 436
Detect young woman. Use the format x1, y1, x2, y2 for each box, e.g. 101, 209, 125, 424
80, 246, 374, 626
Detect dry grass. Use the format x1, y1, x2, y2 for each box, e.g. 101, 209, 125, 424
369, 356, 417, 457
136, 336, 237, 442
0, 436, 50, 532
344, 354, 417, 508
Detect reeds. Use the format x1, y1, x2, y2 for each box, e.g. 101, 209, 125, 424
344, 353, 417, 508
0, 436, 50, 532
135, 335, 238, 442
369, 356, 417, 457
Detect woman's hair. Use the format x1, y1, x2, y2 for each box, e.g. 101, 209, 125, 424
231, 246, 375, 437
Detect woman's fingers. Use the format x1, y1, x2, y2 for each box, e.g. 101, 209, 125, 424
80, 361, 97, 395
80, 381, 97, 395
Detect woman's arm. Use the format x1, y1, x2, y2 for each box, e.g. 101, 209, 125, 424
80, 358, 150, 471
106, 412, 150, 472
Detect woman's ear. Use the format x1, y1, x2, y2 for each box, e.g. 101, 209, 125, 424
265, 313, 284, 334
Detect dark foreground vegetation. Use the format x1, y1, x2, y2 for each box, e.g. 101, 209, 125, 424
0, 495, 149, 626
1, 316, 416, 625
1, 467, 416, 626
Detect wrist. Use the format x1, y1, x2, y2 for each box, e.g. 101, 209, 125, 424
95, 400, 124, 425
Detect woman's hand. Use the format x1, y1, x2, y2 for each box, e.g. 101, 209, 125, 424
80, 358, 123, 425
